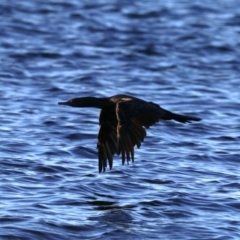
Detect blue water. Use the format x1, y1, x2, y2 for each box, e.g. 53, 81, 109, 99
1, 0, 240, 239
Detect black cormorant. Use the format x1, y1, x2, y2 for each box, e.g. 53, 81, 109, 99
58, 95, 201, 172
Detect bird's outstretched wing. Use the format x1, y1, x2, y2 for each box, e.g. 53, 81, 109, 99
115, 100, 166, 166
97, 101, 152, 173
98, 99, 200, 172
97, 108, 118, 173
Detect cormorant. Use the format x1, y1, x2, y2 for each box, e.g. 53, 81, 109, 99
58, 95, 201, 173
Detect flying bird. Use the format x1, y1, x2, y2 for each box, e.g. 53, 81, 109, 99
58, 95, 201, 172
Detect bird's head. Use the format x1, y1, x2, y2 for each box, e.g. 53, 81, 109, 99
58, 98, 87, 107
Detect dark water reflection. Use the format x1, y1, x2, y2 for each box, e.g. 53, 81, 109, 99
1, 0, 240, 239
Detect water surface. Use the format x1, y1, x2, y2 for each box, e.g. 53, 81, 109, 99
1, 0, 240, 239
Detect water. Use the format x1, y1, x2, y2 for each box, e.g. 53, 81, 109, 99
1, 0, 240, 239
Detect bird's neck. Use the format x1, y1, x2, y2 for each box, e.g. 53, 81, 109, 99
77, 97, 114, 109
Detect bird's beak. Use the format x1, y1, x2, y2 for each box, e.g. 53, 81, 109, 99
58, 101, 69, 105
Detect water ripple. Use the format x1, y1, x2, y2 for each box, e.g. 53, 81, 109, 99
1, 0, 240, 239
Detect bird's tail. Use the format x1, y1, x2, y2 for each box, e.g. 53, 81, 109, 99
163, 110, 201, 123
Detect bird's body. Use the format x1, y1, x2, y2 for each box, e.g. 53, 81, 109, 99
58, 95, 201, 172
